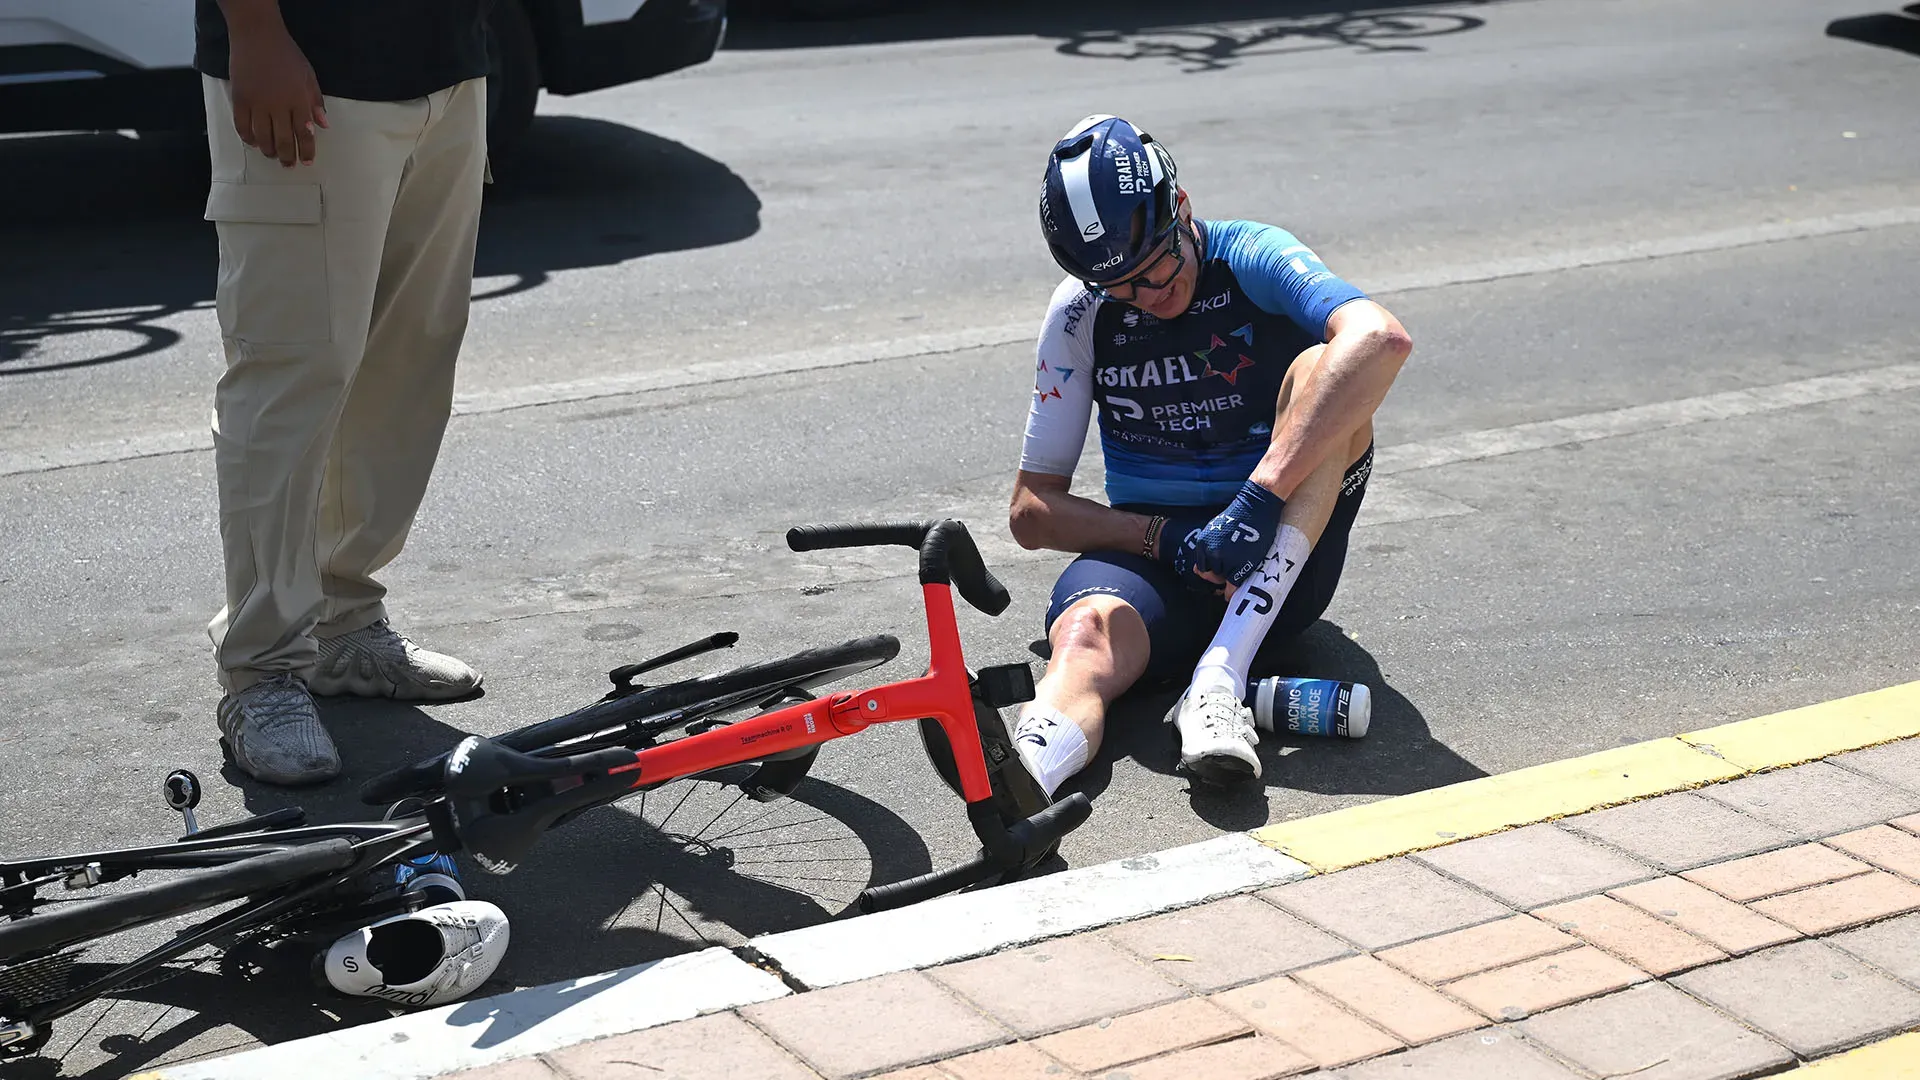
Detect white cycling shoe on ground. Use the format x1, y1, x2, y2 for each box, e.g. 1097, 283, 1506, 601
321, 900, 510, 1008
1171, 686, 1263, 784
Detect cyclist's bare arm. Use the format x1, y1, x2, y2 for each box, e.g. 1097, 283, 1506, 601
1009, 470, 1159, 557
1013, 280, 1166, 556
1248, 299, 1411, 499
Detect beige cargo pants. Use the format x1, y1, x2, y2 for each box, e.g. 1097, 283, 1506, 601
200, 75, 487, 693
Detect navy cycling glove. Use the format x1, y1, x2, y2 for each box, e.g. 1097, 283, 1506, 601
1154, 513, 1212, 567
1176, 480, 1285, 586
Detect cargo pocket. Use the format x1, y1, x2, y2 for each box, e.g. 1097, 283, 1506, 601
205, 181, 332, 345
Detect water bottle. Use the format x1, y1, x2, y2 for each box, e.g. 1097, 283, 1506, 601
394, 851, 466, 907
384, 797, 465, 907
1249, 677, 1371, 739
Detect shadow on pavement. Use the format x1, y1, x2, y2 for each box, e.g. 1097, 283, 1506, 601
1827, 6, 1920, 57
726, 0, 1491, 68
230, 700, 932, 985
0, 118, 758, 375
11, 700, 929, 1076
1054, 618, 1486, 832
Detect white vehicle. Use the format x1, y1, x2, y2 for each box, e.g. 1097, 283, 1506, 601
0, 0, 727, 155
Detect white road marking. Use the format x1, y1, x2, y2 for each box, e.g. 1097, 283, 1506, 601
5, 206, 1916, 479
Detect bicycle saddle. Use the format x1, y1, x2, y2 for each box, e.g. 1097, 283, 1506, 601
440, 736, 637, 875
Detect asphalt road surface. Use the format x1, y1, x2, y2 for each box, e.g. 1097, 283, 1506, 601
3, 0, 1918, 1074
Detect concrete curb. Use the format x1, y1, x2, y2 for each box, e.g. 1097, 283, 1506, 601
141, 681, 1920, 1080
133, 947, 788, 1080
747, 833, 1310, 990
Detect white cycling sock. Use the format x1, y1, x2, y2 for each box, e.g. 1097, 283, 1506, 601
1012, 705, 1091, 797
1189, 524, 1313, 719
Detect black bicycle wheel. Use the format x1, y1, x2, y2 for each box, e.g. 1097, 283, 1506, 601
360, 635, 900, 805
0, 840, 356, 963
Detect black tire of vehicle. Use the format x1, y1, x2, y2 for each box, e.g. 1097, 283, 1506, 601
485, 0, 542, 160
0, 839, 358, 963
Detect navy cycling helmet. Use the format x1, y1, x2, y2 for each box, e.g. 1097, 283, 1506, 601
1039, 115, 1180, 284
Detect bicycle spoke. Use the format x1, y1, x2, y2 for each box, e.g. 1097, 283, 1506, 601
55, 982, 117, 1065
687, 790, 748, 843
695, 798, 785, 843
653, 784, 699, 833
720, 834, 856, 851
703, 815, 833, 842
657, 887, 709, 942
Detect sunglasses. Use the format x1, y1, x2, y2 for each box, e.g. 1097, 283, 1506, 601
1085, 221, 1189, 303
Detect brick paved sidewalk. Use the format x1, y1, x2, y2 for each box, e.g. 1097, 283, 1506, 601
447, 745, 1920, 1080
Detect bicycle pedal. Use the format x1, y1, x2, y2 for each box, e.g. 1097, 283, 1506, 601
974, 663, 1036, 709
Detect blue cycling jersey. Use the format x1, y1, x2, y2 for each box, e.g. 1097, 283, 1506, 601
1020, 219, 1368, 507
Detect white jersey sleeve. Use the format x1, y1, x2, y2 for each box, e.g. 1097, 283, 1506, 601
1018, 277, 1100, 479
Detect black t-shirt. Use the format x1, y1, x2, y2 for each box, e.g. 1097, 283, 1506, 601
195, 0, 493, 104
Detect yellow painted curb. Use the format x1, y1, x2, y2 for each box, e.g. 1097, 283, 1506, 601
1680, 681, 1920, 772
1252, 680, 1920, 873
1253, 736, 1741, 872
1796, 1030, 1920, 1077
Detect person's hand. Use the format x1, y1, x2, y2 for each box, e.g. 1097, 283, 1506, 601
1153, 514, 1210, 565
1175, 481, 1284, 588
1154, 513, 1218, 592
228, 23, 328, 167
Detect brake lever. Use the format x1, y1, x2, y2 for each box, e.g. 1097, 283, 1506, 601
607, 632, 740, 695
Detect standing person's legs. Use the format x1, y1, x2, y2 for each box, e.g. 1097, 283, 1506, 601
202, 75, 422, 783
309, 76, 488, 701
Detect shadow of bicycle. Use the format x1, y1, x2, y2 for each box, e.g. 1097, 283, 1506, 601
724, 0, 1492, 57
1059, 7, 1489, 73
1827, 4, 1920, 57
30, 752, 927, 1076
223, 698, 930, 978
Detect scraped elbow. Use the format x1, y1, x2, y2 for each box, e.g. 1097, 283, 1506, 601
1375, 325, 1413, 366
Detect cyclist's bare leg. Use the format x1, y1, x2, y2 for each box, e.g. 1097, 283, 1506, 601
1011, 594, 1149, 793
1264, 345, 1371, 551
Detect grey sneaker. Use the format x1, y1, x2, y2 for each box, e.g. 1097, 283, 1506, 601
218, 673, 341, 786
309, 619, 482, 702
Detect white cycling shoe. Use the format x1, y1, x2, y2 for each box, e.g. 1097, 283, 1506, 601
1171, 687, 1263, 785
321, 900, 510, 1008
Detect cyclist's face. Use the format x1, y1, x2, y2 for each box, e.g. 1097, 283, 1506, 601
1117, 226, 1198, 320
1092, 211, 1199, 320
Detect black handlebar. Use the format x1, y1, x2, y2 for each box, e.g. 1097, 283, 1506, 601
857, 853, 1001, 912
787, 519, 1011, 617
859, 792, 1093, 913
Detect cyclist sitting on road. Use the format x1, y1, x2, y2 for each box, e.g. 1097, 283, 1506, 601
1004, 115, 1412, 790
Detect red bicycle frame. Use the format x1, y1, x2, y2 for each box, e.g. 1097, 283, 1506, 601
610, 578, 993, 802
437, 520, 1092, 908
